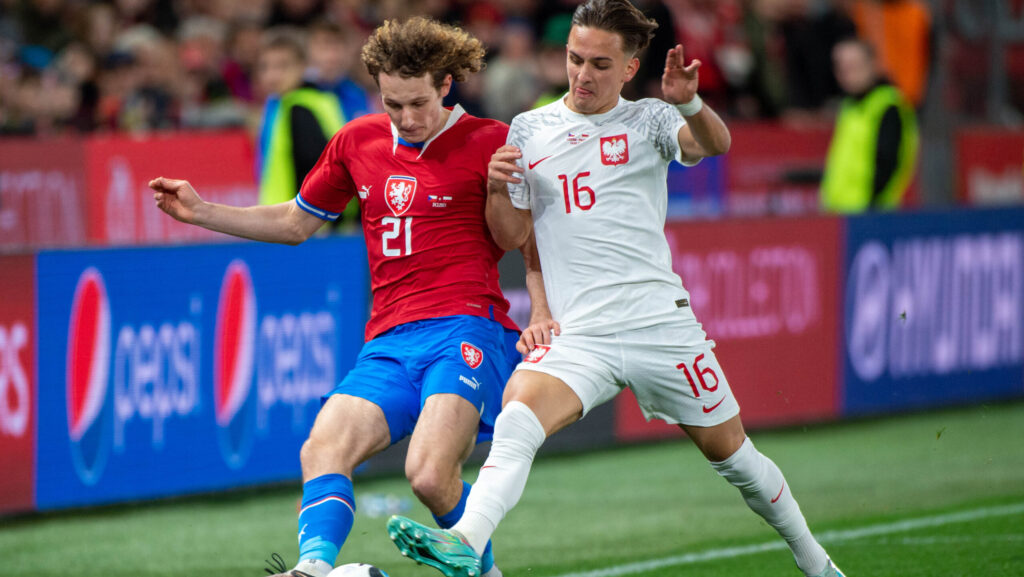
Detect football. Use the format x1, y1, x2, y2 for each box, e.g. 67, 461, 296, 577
327, 563, 389, 577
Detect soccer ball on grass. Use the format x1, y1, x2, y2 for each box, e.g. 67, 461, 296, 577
327, 563, 389, 577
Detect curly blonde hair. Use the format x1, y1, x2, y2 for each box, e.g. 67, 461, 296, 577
361, 17, 486, 88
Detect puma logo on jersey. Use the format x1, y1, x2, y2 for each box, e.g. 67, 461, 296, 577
359, 185, 372, 199
600, 135, 629, 165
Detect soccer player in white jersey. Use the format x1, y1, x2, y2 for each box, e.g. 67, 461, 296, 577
387, 1, 845, 577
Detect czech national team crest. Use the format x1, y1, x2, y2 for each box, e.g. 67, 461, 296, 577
385, 175, 417, 216
600, 134, 629, 166
461, 342, 483, 369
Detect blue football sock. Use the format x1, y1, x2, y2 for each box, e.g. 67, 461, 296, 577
298, 474, 356, 566
433, 481, 495, 572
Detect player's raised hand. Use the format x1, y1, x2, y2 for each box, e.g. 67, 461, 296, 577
517, 318, 561, 355
662, 44, 700, 105
487, 144, 523, 195
149, 177, 202, 224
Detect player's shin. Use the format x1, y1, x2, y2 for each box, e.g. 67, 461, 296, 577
296, 474, 357, 575
710, 438, 829, 577
433, 481, 496, 573
452, 401, 547, 555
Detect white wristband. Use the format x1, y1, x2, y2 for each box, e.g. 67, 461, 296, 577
674, 94, 703, 117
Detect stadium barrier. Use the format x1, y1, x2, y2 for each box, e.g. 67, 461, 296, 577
0, 132, 257, 249
955, 127, 1024, 205
21, 238, 367, 511
5, 206, 1023, 515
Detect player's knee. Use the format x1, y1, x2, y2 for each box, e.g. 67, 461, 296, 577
301, 434, 355, 477
405, 461, 452, 506
710, 438, 765, 488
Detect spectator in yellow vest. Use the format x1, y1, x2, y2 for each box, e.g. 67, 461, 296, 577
256, 28, 344, 208
821, 38, 918, 213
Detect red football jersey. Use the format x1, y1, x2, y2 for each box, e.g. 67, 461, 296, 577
298, 106, 517, 340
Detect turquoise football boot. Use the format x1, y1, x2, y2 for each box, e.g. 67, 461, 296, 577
387, 516, 482, 577
813, 558, 846, 577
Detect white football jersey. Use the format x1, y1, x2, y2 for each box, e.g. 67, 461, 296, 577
509, 96, 696, 335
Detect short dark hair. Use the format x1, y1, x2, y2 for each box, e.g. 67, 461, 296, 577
261, 27, 306, 62
361, 17, 486, 89
571, 0, 658, 55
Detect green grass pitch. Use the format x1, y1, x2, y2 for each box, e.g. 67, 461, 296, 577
2, 402, 1022, 577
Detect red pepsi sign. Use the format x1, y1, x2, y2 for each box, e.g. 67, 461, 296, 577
36, 238, 367, 509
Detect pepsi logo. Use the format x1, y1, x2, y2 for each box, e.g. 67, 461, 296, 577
214, 260, 257, 468
66, 268, 112, 483
461, 342, 483, 370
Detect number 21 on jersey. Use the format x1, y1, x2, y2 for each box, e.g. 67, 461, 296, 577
382, 216, 412, 256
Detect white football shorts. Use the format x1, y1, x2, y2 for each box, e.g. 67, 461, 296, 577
516, 310, 740, 427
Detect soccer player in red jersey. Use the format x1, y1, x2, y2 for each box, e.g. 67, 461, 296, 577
150, 18, 547, 577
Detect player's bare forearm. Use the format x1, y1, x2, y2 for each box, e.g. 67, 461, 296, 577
678, 104, 731, 161
486, 145, 532, 250
661, 43, 731, 162
521, 233, 552, 325
518, 232, 560, 354
485, 189, 532, 251
193, 201, 321, 245
149, 177, 321, 245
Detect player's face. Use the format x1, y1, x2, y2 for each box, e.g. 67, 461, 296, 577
378, 72, 452, 143
565, 25, 639, 115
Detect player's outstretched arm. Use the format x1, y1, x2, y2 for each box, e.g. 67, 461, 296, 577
661, 44, 731, 163
485, 145, 533, 251
518, 232, 560, 355
149, 177, 324, 245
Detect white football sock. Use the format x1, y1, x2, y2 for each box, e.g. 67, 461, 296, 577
710, 438, 828, 576
453, 401, 547, 554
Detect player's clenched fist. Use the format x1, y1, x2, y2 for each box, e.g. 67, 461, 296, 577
149, 177, 202, 224
487, 144, 524, 195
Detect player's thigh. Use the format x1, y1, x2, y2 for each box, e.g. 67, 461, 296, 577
304, 394, 392, 477
329, 336, 423, 446
623, 326, 740, 429
416, 315, 516, 445
406, 393, 483, 476
504, 368, 585, 436
513, 333, 620, 434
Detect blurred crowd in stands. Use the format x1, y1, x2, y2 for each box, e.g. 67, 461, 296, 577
0, 0, 942, 136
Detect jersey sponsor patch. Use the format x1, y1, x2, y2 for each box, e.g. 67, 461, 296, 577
384, 175, 417, 216
428, 194, 452, 208
524, 344, 550, 363
461, 342, 484, 369
600, 134, 629, 165
567, 132, 590, 145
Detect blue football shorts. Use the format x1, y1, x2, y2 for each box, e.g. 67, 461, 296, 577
325, 314, 521, 445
